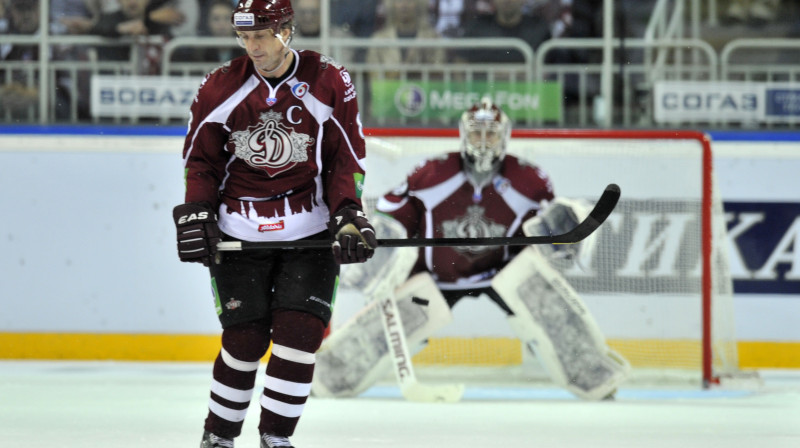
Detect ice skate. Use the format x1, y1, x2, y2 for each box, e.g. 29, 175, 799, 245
261, 433, 294, 448
200, 430, 234, 448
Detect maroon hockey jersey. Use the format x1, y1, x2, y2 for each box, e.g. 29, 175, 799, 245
376, 152, 554, 289
181, 49, 366, 242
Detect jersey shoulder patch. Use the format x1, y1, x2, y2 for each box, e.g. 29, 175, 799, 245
296, 51, 356, 104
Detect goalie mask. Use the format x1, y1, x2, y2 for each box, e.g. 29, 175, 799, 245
459, 97, 511, 187
232, 0, 295, 36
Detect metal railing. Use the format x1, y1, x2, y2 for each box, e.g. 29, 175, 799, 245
720, 38, 800, 82
1, 33, 799, 127
163, 36, 536, 127
536, 37, 717, 127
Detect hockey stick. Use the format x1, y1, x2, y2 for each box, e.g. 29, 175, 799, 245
216, 183, 620, 251
376, 290, 465, 403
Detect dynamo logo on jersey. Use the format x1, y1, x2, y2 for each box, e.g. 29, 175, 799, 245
233, 13, 255, 27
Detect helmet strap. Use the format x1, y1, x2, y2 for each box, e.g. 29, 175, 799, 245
260, 50, 290, 75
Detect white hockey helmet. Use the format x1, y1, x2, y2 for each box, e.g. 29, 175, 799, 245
459, 97, 511, 185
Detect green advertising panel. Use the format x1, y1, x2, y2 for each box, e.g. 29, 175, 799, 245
370, 80, 562, 121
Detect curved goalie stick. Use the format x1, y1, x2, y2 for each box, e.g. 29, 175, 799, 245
375, 285, 465, 403
217, 183, 620, 252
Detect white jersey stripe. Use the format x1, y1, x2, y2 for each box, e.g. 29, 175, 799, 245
183, 75, 259, 167
259, 394, 305, 418
376, 196, 408, 213
263, 374, 312, 397
210, 379, 255, 403
271, 343, 316, 364
331, 115, 366, 171
221, 347, 261, 372
208, 397, 249, 422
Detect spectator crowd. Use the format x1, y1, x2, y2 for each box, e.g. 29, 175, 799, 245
2, 0, 607, 67
1, 0, 797, 121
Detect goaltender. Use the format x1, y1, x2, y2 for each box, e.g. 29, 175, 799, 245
312, 98, 630, 401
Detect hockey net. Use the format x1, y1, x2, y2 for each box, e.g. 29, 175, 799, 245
340, 128, 749, 388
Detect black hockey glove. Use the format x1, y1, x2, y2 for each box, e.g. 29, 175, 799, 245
172, 202, 221, 266
328, 205, 377, 264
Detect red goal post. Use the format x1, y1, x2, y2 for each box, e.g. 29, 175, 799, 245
357, 128, 738, 387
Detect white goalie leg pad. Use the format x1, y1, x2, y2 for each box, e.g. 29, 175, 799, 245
312, 273, 452, 398
492, 246, 630, 401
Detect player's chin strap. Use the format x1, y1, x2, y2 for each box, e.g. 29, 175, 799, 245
260, 33, 292, 75
275, 30, 293, 49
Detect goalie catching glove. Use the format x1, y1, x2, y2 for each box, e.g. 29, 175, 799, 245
172, 202, 221, 266
328, 205, 377, 264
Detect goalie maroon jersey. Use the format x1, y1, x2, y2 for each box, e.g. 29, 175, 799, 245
181, 49, 366, 242
376, 152, 554, 288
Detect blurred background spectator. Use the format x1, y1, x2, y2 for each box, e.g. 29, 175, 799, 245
526, 0, 574, 38
295, 0, 324, 37
724, 0, 781, 27
1, 0, 41, 118
0, 1, 7, 33
79, 0, 161, 37
294, 0, 354, 63
50, 0, 95, 119
189, 0, 241, 63
60, 1, 120, 35
332, 0, 380, 38
456, 0, 551, 64
366, 0, 445, 76
146, 0, 198, 38
86, 0, 122, 17
429, 0, 493, 37
330, 0, 379, 62
1, 0, 70, 119
59, 0, 187, 74
204, 0, 234, 40
50, 0, 93, 35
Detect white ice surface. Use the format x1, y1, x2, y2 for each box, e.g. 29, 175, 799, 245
0, 361, 798, 448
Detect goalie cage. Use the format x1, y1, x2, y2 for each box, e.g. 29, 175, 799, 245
338, 128, 757, 390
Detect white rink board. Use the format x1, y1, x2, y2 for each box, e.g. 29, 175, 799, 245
0, 133, 798, 343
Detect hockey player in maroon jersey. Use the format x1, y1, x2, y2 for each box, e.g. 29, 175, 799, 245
171, 1, 376, 447
312, 98, 630, 402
